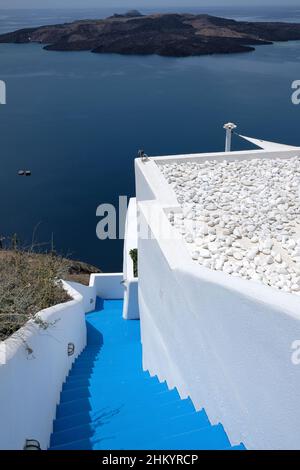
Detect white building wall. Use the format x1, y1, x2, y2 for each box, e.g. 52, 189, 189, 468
0, 282, 88, 450
136, 148, 300, 450
123, 198, 139, 320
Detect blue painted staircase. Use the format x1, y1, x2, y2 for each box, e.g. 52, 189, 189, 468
49, 298, 245, 450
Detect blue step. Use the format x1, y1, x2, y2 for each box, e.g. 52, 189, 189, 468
53, 398, 202, 434
53, 411, 95, 433
91, 424, 230, 451
72, 344, 142, 361
49, 298, 245, 451
62, 373, 159, 391
61, 379, 168, 400
56, 389, 190, 420
56, 398, 92, 418
50, 438, 92, 450
148, 424, 231, 451
60, 387, 91, 403
69, 362, 143, 375
51, 409, 210, 447
51, 423, 230, 451
65, 369, 149, 382
67, 360, 144, 376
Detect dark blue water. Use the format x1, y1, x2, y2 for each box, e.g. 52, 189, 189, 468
0, 7, 300, 271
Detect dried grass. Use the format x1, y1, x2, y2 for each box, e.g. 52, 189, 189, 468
0, 250, 71, 341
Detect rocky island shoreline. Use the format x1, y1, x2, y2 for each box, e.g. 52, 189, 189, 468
1, 10, 300, 57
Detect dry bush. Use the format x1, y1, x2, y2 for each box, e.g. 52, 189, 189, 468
0, 250, 71, 341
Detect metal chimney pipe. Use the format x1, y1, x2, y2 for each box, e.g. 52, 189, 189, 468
223, 122, 237, 152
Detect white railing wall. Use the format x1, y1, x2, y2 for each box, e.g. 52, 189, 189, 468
90, 273, 124, 300
0, 282, 88, 450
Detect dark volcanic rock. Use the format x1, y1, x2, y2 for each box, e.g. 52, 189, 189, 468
1, 12, 300, 57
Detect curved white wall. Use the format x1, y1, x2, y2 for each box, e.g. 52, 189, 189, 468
0, 282, 88, 450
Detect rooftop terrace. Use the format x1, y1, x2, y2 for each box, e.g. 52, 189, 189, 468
158, 154, 300, 294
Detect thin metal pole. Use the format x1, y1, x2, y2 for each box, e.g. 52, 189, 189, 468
223, 123, 237, 152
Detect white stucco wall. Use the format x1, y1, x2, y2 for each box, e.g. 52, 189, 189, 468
0, 282, 88, 450
123, 198, 139, 320
136, 148, 300, 450
90, 273, 124, 299
67, 281, 96, 312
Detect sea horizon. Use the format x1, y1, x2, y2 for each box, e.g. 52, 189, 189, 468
1, 5, 300, 34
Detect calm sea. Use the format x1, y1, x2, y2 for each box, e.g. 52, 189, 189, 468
0, 7, 300, 271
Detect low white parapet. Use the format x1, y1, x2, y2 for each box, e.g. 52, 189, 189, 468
90, 272, 124, 300
66, 280, 96, 312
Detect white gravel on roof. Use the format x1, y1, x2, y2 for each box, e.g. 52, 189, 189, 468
159, 156, 300, 294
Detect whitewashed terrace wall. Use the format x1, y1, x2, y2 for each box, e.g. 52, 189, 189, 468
90, 273, 124, 299
0, 282, 88, 450
136, 148, 300, 450
67, 281, 96, 313
0, 272, 126, 450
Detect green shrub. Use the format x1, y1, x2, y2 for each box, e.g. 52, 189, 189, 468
129, 249, 138, 278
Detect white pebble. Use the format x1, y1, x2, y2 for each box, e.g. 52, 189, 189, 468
233, 252, 243, 261
199, 249, 211, 259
